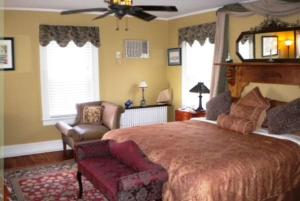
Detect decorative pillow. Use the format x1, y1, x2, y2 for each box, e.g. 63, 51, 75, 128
82, 105, 103, 125
217, 114, 255, 135
230, 103, 266, 128
236, 87, 270, 128
267, 98, 300, 134
262, 98, 287, 128
206, 91, 232, 120
237, 87, 270, 109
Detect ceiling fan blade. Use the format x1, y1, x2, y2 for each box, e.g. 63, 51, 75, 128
129, 10, 157, 21
61, 8, 108, 15
93, 10, 114, 20
134, 5, 178, 12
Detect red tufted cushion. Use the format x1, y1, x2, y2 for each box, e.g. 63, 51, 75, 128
76, 140, 168, 201
109, 140, 157, 172
78, 157, 135, 201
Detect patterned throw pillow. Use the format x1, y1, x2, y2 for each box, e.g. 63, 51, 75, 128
230, 103, 266, 128
82, 106, 103, 125
267, 98, 300, 134
262, 98, 287, 128
206, 91, 232, 120
217, 114, 255, 135
236, 87, 270, 128
237, 87, 270, 108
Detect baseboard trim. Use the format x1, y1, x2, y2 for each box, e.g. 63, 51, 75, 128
3, 140, 71, 158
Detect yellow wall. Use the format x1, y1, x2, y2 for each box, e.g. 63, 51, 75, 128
4, 11, 169, 145
4, 10, 300, 146
0, 0, 4, 192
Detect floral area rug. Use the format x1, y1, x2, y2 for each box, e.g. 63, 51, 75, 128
5, 160, 108, 201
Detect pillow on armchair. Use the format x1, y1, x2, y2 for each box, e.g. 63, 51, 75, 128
81, 105, 104, 125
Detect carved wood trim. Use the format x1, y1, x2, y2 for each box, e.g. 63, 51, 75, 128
215, 62, 300, 97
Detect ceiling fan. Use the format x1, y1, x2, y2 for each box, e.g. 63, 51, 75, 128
61, 0, 178, 21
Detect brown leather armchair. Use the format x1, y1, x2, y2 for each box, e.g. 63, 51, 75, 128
55, 101, 124, 155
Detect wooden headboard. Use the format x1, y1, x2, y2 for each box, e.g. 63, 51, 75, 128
215, 62, 300, 97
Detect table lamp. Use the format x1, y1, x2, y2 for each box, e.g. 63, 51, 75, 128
189, 82, 210, 112
138, 81, 148, 106
284, 39, 293, 58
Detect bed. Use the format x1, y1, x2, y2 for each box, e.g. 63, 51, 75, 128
103, 63, 300, 201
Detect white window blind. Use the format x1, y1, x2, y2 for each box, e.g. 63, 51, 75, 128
182, 39, 214, 110
40, 41, 100, 125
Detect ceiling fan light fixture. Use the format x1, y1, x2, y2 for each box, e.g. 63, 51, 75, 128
61, 0, 177, 22
111, 0, 132, 6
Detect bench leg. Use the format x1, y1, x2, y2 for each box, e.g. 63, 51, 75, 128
77, 171, 83, 199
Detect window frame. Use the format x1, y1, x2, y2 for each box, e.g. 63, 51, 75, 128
39, 42, 100, 126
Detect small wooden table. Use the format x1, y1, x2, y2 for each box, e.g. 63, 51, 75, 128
175, 109, 206, 121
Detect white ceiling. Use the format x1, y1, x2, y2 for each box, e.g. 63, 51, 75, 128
4, 0, 252, 19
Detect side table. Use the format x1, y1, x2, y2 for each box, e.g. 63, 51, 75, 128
175, 109, 206, 121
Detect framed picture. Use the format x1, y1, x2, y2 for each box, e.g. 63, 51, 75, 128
168, 48, 181, 66
0, 37, 15, 71
261, 36, 278, 57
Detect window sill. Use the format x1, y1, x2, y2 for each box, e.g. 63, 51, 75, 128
43, 115, 76, 126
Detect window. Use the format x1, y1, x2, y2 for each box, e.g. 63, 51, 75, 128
40, 41, 99, 125
182, 39, 215, 110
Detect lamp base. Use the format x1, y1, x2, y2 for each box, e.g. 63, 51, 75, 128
195, 94, 205, 112
140, 99, 146, 107
194, 107, 205, 112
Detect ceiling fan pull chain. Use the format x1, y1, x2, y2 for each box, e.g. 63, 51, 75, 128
116, 18, 120, 31
125, 17, 129, 31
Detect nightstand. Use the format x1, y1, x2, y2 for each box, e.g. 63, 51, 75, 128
175, 109, 206, 121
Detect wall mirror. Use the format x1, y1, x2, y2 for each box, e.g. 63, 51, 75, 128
236, 18, 300, 62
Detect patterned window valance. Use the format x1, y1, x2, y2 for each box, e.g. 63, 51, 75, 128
178, 22, 216, 46
39, 25, 100, 47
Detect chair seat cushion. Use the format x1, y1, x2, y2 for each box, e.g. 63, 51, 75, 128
74, 124, 109, 141
78, 157, 135, 201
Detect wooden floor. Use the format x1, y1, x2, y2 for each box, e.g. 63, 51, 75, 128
4, 150, 74, 170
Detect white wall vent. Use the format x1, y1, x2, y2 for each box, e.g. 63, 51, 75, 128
125, 40, 149, 59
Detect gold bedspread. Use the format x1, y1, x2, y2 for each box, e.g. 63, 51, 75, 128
103, 120, 300, 201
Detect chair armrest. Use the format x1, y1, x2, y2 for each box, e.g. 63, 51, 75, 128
101, 101, 124, 130
55, 121, 81, 142
75, 140, 111, 161
118, 168, 168, 192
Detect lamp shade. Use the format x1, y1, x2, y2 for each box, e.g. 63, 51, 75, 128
189, 82, 210, 94
284, 39, 293, 47
138, 81, 148, 88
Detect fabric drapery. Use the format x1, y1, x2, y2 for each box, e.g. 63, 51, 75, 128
281, 0, 300, 2
210, 12, 228, 97
39, 25, 100, 47
243, 0, 300, 16
210, 0, 300, 97
178, 22, 216, 46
